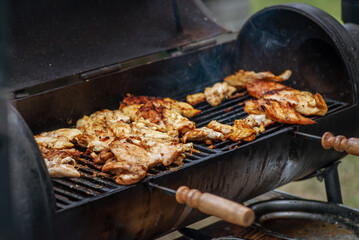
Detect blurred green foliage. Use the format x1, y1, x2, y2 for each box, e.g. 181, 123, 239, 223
251, 0, 342, 22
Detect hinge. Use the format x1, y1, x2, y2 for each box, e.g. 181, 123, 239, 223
80, 63, 122, 81
181, 39, 217, 53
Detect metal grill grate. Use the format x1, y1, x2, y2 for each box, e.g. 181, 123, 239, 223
52, 92, 349, 211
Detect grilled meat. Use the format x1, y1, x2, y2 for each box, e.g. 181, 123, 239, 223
245, 114, 275, 127
231, 119, 257, 142
101, 138, 193, 185
207, 119, 257, 142
182, 127, 224, 144
262, 89, 328, 116
204, 82, 237, 107
244, 99, 316, 125
122, 101, 196, 134
122, 95, 201, 118
40, 147, 81, 178
76, 109, 131, 152
35, 128, 82, 149
186, 82, 237, 107
186, 93, 206, 106
35, 129, 82, 177
246, 79, 328, 116
246, 80, 291, 99
224, 69, 291, 89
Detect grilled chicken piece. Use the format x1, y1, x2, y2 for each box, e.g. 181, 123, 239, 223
35, 129, 82, 177
207, 120, 234, 136
204, 82, 237, 107
163, 97, 201, 118
182, 127, 224, 144
122, 95, 201, 118
246, 80, 291, 99
35, 128, 82, 149
244, 99, 316, 125
124, 101, 196, 134
207, 120, 257, 142
231, 119, 257, 142
245, 114, 275, 127
224, 70, 292, 89
76, 109, 131, 152
131, 121, 179, 141
186, 93, 206, 106
262, 89, 328, 116
40, 147, 81, 178
101, 138, 193, 185
247, 80, 328, 116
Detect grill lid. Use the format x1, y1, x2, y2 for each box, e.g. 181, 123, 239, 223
8, 0, 227, 92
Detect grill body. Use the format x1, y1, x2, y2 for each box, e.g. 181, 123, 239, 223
15, 41, 359, 239
8, 3, 359, 240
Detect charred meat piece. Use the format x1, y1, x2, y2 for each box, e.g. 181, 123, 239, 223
246, 80, 291, 99
245, 114, 275, 127
123, 101, 196, 134
35, 129, 83, 177
204, 82, 238, 107
224, 69, 291, 89
246, 80, 328, 116
182, 127, 224, 144
122, 95, 201, 118
262, 89, 328, 116
207, 119, 257, 142
231, 119, 257, 142
76, 109, 131, 152
244, 99, 316, 125
186, 93, 206, 106
35, 128, 82, 149
40, 147, 81, 178
101, 138, 193, 185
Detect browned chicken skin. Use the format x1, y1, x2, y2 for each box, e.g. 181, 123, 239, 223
39, 146, 81, 178
186, 82, 237, 107
224, 69, 292, 89
186, 93, 206, 106
121, 95, 201, 118
35, 129, 83, 177
207, 120, 257, 142
262, 89, 328, 116
181, 127, 224, 144
246, 80, 291, 99
101, 138, 192, 185
244, 99, 316, 125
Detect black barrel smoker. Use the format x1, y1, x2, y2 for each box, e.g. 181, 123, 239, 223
2, 0, 359, 239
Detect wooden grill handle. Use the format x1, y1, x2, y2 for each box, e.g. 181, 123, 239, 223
322, 132, 359, 156
175, 186, 255, 227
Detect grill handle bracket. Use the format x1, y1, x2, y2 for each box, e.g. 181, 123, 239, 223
294, 131, 359, 156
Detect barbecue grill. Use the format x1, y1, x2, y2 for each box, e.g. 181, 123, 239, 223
2, 0, 359, 239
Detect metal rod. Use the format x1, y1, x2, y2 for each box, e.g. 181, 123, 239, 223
147, 182, 177, 197
323, 162, 343, 204
293, 131, 322, 141
172, 0, 183, 33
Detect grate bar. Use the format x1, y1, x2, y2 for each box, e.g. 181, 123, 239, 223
52, 178, 100, 197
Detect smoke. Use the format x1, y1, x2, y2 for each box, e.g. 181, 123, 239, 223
246, 17, 292, 61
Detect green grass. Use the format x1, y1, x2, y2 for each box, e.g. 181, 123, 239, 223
251, 0, 342, 22
278, 155, 359, 208
251, 0, 359, 208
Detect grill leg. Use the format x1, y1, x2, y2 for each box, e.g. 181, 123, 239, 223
323, 162, 343, 204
